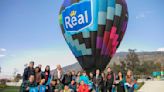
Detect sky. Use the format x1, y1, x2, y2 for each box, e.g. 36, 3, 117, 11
0, 0, 164, 75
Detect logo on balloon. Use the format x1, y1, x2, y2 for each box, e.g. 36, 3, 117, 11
62, 1, 92, 32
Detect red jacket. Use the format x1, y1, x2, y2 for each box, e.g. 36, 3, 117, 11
78, 84, 89, 92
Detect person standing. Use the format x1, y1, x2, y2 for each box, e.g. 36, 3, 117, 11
116, 71, 125, 92
125, 70, 138, 92
34, 67, 41, 85
106, 67, 114, 92
88, 72, 94, 91
71, 70, 77, 81
93, 69, 102, 92
89, 72, 94, 82
76, 71, 81, 83
38, 64, 42, 72
79, 71, 90, 85
53, 64, 64, 81
43, 65, 51, 85
23, 61, 35, 82
63, 71, 72, 85
101, 72, 107, 92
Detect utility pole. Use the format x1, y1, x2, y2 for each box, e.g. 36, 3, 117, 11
0, 66, 1, 73
160, 51, 164, 77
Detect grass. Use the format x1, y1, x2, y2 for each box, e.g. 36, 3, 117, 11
0, 86, 19, 92
134, 82, 145, 92
137, 82, 145, 90
0, 82, 145, 92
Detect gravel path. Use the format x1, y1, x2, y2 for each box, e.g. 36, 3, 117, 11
138, 80, 164, 92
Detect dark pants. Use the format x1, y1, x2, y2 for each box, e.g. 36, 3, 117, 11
107, 86, 112, 92
102, 87, 107, 92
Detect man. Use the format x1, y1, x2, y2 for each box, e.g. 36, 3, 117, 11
69, 79, 76, 92
49, 79, 57, 92
23, 61, 35, 82
106, 67, 114, 92
93, 69, 103, 92
53, 64, 64, 81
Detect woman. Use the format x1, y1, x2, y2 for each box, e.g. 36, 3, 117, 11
106, 67, 114, 92
44, 65, 51, 85
125, 70, 138, 92
89, 72, 94, 82
76, 71, 81, 83
71, 70, 77, 81
116, 71, 125, 92
101, 72, 107, 92
88, 72, 94, 91
34, 67, 41, 85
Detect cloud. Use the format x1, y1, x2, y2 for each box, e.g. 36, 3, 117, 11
0, 48, 6, 52
0, 54, 6, 58
136, 10, 153, 19
136, 14, 145, 19
0, 48, 7, 58
157, 48, 164, 52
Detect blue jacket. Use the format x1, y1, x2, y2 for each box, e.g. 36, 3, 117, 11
79, 75, 90, 84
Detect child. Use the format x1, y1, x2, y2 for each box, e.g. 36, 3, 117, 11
39, 79, 47, 92
78, 80, 89, 92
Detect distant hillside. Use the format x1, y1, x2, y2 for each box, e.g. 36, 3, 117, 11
112, 51, 164, 64
51, 51, 164, 73
62, 62, 82, 72
51, 62, 82, 74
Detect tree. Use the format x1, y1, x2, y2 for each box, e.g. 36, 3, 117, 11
112, 62, 121, 74
125, 49, 140, 75
14, 74, 22, 82
0, 66, 1, 73
13, 68, 18, 80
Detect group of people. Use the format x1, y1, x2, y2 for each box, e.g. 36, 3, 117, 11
20, 61, 138, 92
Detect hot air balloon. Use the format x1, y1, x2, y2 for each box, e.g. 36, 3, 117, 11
59, 0, 128, 73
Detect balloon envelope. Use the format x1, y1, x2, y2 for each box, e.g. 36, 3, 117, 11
59, 0, 128, 72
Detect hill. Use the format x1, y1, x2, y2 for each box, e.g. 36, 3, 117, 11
51, 51, 164, 73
